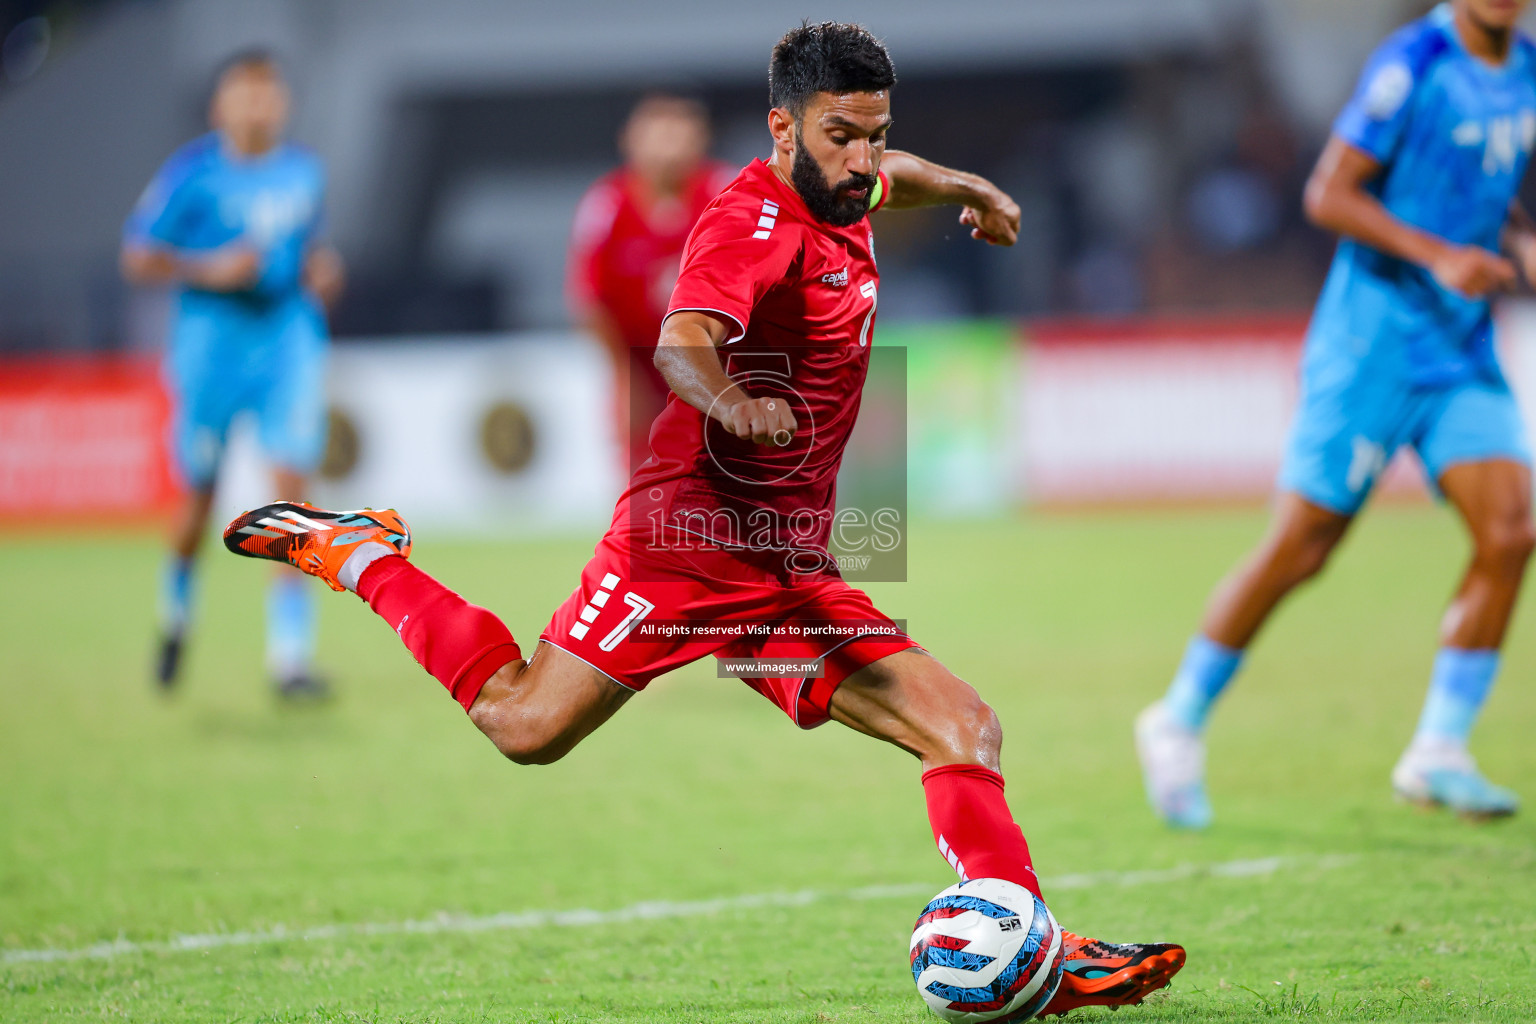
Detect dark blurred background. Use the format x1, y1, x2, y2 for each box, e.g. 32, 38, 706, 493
0, 0, 1461, 354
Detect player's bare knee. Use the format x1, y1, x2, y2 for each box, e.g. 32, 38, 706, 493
1259, 503, 1347, 590
1289, 540, 1334, 585
967, 700, 1004, 765
927, 687, 1001, 767
1477, 515, 1536, 572
1267, 528, 1336, 588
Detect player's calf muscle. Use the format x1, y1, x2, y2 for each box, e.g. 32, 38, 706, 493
833, 652, 1002, 770
468, 662, 578, 765
171, 489, 216, 558
466, 660, 533, 759
467, 651, 630, 765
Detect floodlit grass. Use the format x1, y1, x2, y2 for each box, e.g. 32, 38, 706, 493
3, 505, 1534, 1021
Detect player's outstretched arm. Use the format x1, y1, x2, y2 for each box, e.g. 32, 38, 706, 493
877, 149, 1020, 246
654, 311, 798, 447
1305, 135, 1515, 299
119, 241, 262, 293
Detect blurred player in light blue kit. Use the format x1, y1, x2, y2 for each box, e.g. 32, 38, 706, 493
1139, 0, 1536, 824
122, 50, 344, 698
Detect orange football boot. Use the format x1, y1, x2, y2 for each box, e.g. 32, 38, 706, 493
1039, 931, 1186, 1017
223, 501, 412, 591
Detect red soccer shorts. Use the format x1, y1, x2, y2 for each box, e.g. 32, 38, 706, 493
539, 508, 920, 728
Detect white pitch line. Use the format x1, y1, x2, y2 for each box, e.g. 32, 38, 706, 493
1, 853, 1349, 967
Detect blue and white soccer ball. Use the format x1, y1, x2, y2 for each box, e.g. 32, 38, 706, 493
910, 878, 1065, 1023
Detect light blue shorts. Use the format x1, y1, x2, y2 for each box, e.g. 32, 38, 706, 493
165, 298, 329, 489
1278, 361, 1531, 516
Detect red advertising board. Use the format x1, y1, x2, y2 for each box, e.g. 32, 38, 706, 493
0, 359, 179, 520
1017, 315, 1431, 503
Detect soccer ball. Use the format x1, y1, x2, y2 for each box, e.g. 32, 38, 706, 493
910, 878, 1065, 1023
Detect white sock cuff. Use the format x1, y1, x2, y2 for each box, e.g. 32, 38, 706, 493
338, 542, 398, 593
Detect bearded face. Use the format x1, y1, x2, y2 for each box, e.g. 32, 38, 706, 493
791, 126, 877, 227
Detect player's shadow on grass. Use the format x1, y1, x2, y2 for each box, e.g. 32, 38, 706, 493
1205, 801, 1523, 860
191, 705, 349, 744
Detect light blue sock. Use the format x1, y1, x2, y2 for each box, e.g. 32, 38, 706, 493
266, 574, 316, 678
1163, 635, 1245, 731
161, 557, 194, 634
1413, 647, 1500, 747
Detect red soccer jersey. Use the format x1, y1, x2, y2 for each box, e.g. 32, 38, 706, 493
626, 158, 890, 572
567, 162, 737, 348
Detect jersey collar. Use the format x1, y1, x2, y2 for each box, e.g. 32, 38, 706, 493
1434, 2, 1528, 77
750, 157, 870, 233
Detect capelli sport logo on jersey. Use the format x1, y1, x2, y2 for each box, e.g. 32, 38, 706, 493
821, 267, 849, 287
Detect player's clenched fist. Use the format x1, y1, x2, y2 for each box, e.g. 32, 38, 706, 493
959, 187, 1021, 247
1430, 243, 1517, 299
720, 396, 798, 447
190, 245, 263, 292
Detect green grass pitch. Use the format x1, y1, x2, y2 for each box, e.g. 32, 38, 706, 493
3, 505, 1534, 1022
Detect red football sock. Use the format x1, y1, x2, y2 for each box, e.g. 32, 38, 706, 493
356, 555, 522, 710
921, 763, 1042, 900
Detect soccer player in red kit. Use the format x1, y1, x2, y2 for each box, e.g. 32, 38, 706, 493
569, 94, 736, 471
224, 23, 1185, 1016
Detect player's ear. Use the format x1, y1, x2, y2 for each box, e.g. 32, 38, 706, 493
767, 107, 795, 156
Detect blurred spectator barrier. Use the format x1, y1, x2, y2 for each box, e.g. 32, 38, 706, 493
278, 334, 622, 532
0, 359, 177, 520
13, 306, 1536, 528
1017, 316, 1307, 503
888, 322, 1020, 518
1018, 307, 1536, 504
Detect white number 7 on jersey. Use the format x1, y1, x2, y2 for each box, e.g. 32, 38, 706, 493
858, 281, 878, 347
598, 592, 655, 652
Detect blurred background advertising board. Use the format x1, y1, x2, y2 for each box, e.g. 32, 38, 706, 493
1015, 306, 1536, 506
11, 0, 1536, 529
0, 358, 177, 520
1015, 316, 1308, 504
16, 302, 1536, 526
220, 334, 623, 532
883, 322, 1020, 518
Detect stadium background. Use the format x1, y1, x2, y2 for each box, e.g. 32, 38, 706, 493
14, 0, 1536, 526
4, 2, 1536, 1022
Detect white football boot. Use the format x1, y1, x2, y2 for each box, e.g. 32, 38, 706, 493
1392, 738, 1518, 819
1134, 701, 1212, 829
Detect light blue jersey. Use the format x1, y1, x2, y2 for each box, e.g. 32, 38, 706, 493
126, 132, 327, 309
1282, 5, 1535, 514
1314, 4, 1536, 385
125, 134, 330, 487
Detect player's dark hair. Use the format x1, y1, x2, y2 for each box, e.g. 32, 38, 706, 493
628, 91, 709, 125
213, 47, 282, 86
769, 21, 896, 119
